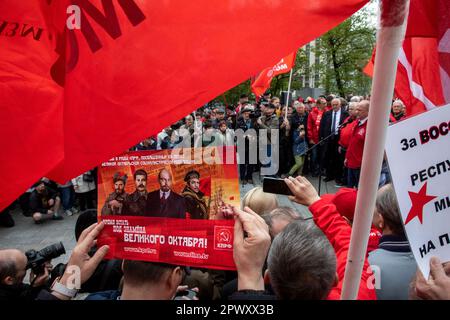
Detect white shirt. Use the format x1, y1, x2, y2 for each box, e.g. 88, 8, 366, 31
331, 109, 342, 135
358, 117, 368, 126
160, 190, 171, 199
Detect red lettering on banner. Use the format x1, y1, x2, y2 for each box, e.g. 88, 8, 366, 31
51, 0, 146, 86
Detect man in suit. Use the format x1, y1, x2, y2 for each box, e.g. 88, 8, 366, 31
319, 98, 349, 185
145, 168, 186, 218
122, 169, 148, 216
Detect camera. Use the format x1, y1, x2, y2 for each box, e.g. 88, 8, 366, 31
25, 242, 66, 275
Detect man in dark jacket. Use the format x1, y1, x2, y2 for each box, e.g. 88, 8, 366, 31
182, 170, 208, 219
122, 169, 148, 216
319, 98, 348, 185
29, 181, 63, 223
146, 168, 186, 218
0, 249, 50, 300
235, 105, 257, 184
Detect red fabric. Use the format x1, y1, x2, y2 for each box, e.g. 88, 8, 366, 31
199, 177, 211, 197
321, 192, 381, 254
307, 107, 325, 144
338, 116, 357, 149
309, 198, 377, 300
331, 188, 358, 220
346, 120, 368, 169
368, 228, 382, 253
251, 51, 296, 98
363, 0, 449, 117
0, 0, 369, 211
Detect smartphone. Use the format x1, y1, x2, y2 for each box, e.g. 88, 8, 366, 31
262, 177, 294, 196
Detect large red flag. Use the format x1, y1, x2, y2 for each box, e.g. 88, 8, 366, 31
0, 1, 64, 210
364, 0, 449, 116
0, 0, 368, 211
251, 51, 297, 99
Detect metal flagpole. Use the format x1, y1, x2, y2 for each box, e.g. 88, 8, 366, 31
340, 0, 410, 300
284, 69, 293, 121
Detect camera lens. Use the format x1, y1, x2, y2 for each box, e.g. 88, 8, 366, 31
39, 242, 66, 261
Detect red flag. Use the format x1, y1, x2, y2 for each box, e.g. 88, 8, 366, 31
0, 0, 368, 211
364, 0, 449, 116
251, 52, 297, 98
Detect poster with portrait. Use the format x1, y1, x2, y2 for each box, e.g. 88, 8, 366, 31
97, 146, 240, 270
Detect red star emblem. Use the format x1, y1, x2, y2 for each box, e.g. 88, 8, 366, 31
404, 182, 437, 225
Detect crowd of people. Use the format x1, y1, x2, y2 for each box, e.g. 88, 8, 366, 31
129, 92, 407, 189
2, 91, 447, 302
1, 175, 449, 301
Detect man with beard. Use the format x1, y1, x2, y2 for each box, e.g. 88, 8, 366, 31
101, 172, 128, 216
145, 168, 186, 218
182, 171, 208, 219
122, 169, 148, 216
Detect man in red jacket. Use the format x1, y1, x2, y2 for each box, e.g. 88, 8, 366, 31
345, 100, 370, 188
273, 176, 377, 300
338, 101, 358, 186
307, 97, 327, 176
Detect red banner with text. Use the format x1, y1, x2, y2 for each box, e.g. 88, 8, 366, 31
97, 147, 239, 270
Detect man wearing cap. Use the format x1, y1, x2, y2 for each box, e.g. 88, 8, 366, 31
304, 97, 315, 112
236, 105, 257, 184
235, 94, 249, 114
101, 172, 128, 216
29, 180, 63, 224
145, 168, 186, 218
182, 170, 208, 219
212, 107, 227, 129
257, 103, 279, 176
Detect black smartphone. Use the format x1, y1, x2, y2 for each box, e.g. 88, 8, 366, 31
262, 177, 294, 196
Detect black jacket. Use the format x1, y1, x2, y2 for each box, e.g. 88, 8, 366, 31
235, 117, 256, 132
28, 187, 58, 215
0, 284, 43, 301
122, 190, 148, 216
319, 108, 349, 141
145, 190, 186, 218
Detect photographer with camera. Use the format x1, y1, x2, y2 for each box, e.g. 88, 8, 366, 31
0, 243, 63, 300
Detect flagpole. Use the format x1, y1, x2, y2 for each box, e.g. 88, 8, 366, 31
340, 0, 410, 300
284, 68, 293, 121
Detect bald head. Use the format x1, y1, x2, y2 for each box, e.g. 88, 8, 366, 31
357, 100, 370, 120
158, 168, 173, 192
0, 249, 27, 285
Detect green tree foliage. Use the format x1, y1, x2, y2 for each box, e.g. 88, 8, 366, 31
316, 7, 376, 96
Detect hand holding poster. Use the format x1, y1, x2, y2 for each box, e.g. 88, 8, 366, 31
97, 147, 240, 270
385, 104, 450, 278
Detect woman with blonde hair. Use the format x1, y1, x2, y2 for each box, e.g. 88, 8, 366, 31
241, 187, 278, 215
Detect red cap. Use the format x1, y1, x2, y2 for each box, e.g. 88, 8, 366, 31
331, 188, 357, 221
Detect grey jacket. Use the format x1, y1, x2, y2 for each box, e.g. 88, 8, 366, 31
368, 235, 417, 300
